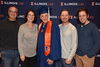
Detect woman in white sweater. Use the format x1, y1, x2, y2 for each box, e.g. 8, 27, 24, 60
18, 9, 38, 67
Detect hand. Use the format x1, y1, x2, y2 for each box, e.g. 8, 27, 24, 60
20, 56, 25, 61
47, 58, 54, 65
65, 58, 72, 64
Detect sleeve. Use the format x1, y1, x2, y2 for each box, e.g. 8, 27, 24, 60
48, 22, 61, 60
36, 24, 38, 40
18, 26, 25, 56
87, 24, 100, 58
35, 24, 38, 50
68, 27, 78, 60
0, 23, 1, 45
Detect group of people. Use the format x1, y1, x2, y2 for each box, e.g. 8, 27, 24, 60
0, 5, 100, 67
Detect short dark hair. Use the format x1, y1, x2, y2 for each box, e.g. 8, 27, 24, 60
25, 9, 36, 23
8, 6, 18, 12
76, 8, 89, 17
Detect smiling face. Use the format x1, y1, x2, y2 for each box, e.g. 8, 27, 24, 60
27, 11, 35, 22
8, 6, 18, 21
40, 13, 48, 23
78, 11, 89, 24
60, 10, 70, 23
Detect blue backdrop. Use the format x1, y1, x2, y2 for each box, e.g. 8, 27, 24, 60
0, 0, 100, 28
0, 0, 100, 67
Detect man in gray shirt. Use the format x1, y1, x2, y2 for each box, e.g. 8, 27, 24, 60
56, 9, 78, 67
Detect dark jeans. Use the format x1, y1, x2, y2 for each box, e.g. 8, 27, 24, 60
21, 56, 37, 67
1, 50, 19, 67
55, 58, 74, 67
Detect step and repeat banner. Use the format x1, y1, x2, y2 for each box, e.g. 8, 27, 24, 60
0, 0, 100, 27
0, 0, 100, 66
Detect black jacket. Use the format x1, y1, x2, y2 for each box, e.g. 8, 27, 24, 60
0, 19, 20, 50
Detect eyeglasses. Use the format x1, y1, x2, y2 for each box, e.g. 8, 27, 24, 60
28, 14, 35, 16
8, 10, 18, 13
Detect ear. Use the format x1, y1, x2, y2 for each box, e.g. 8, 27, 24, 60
87, 14, 89, 18
69, 15, 72, 19
59, 15, 61, 19
40, 15, 42, 20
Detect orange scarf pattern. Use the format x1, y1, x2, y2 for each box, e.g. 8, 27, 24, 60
38, 20, 52, 56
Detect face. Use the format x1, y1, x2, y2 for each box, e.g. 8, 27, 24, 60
78, 11, 89, 24
60, 11, 70, 23
40, 13, 48, 23
8, 7, 18, 20
27, 11, 35, 22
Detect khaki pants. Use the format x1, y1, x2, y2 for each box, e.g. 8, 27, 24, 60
75, 54, 95, 67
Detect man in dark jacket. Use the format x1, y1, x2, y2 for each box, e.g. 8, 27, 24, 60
0, 6, 20, 67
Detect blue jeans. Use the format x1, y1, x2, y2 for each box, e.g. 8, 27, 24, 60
55, 58, 74, 67
1, 50, 19, 67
